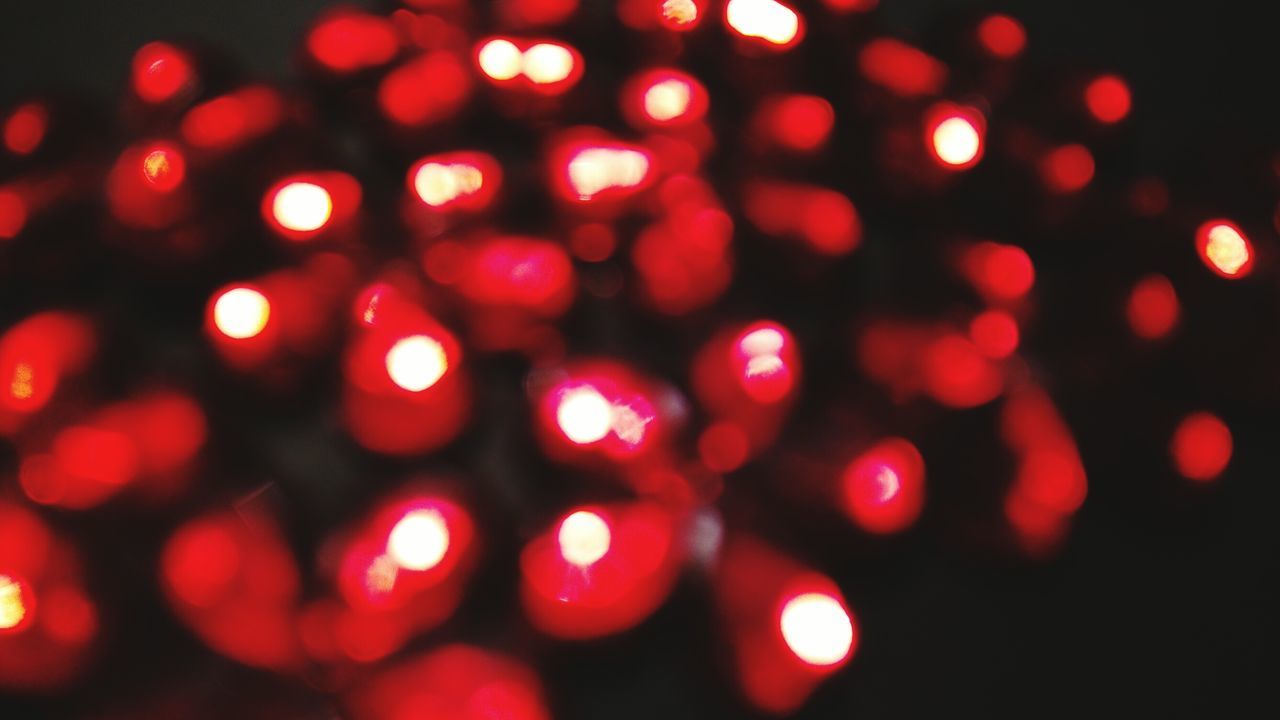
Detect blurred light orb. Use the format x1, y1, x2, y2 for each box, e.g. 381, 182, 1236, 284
478, 39, 522, 81
213, 287, 271, 340
779, 592, 854, 666
725, 0, 801, 46
414, 163, 484, 207
643, 79, 692, 121
523, 43, 575, 84
386, 509, 450, 571
0, 574, 32, 632
567, 147, 650, 200
557, 510, 611, 566
556, 387, 613, 444
932, 115, 982, 167
385, 335, 448, 392
1197, 221, 1253, 278
271, 182, 333, 233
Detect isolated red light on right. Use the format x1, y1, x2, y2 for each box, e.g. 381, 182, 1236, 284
1084, 74, 1131, 124
1171, 412, 1232, 482
1195, 219, 1254, 279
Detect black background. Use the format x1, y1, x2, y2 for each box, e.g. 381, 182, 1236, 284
2, 1, 1280, 718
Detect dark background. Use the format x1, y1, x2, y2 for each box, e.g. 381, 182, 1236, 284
3, 1, 1280, 718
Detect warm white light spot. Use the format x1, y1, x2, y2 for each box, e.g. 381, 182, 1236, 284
780, 592, 853, 666
870, 466, 901, 503
643, 79, 692, 121
556, 387, 613, 444
478, 39, 522, 81
745, 354, 785, 379
610, 403, 650, 446
558, 510, 611, 566
213, 288, 271, 340
272, 182, 333, 232
386, 335, 448, 392
386, 509, 450, 571
364, 554, 398, 597
1205, 224, 1250, 276
567, 148, 650, 200
932, 116, 981, 167
739, 328, 784, 357
725, 0, 800, 46
662, 0, 699, 25
523, 43, 574, 84
0, 575, 28, 631
414, 163, 484, 207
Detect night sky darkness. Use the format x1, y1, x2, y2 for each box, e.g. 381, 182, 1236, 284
3, 1, 1280, 718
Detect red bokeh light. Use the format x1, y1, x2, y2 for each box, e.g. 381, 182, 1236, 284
860, 38, 947, 98
1084, 74, 1132, 124
1126, 274, 1180, 340
307, 10, 400, 73
743, 180, 862, 256
621, 68, 709, 129
1040, 144, 1095, 194
1170, 412, 1232, 482
4, 102, 48, 156
407, 151, 502, 212
379, 52, 472, 126
962, 241, 1036, 302
841, 438, 926, 534
261, 172, 361, 241
0, 187, 27, 240
131, 42, 196, 104
181, 86, 284, 151
977, 14, 1026, 59
753, 94, 835, 153
969, 309, 1020, 358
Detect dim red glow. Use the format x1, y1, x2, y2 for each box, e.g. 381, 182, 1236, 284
724, 0, 803, 49
132, 42, 195, 103
922, 334, 1004, 408
408, 151, 500, 211
181, 86, 284, 151
755, 94, 834, 153
211, 286, 271, 340
780, 592, 854, 666
964, 241, 1035, 302
379, 52, 472, 126
977, 14, 1026, 59
347, 645, 550, 720
502, 0, 579, 26
0, 188, 26, 240
1195, 219, 1254, 279
743, 180, 862, 255
557, 510, 612, 566
699, 421, 750, 473
1126, 274, 1179, 340
859, 39, 947, 98
0, 574, 33, 633
386, 509, 450, 571
307, 10, 399, 73
969, 310, 1019, 358
926, 104, 984, 170
1171, 412, 1232, 482
385, 335, 449, 392
842, 438, 926, 534
4, 102, 48, 156
1040, 144, 1094, 194
1084, 75, 1131, 124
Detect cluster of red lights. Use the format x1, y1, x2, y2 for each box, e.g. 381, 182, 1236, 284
0, 0, 1252, 716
